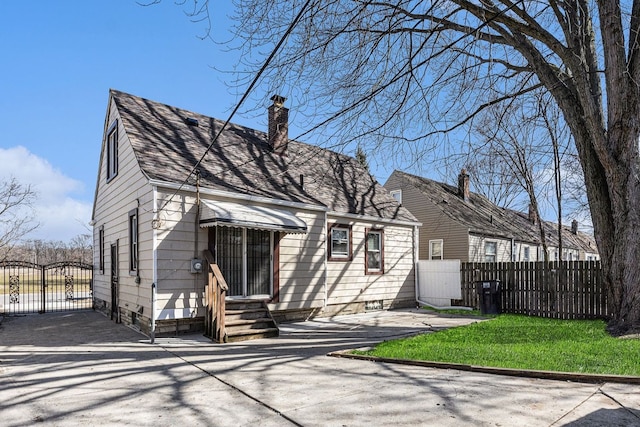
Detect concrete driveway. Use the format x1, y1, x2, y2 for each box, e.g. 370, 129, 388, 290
1, 309, 639, 426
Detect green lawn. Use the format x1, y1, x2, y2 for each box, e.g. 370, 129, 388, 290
354, 314, 640, 376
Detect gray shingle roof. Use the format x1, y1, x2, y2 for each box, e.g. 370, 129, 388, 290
393, 170, 597, 252
111, 90, 416, 223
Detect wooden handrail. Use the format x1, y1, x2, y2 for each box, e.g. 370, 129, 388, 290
203, 250, 228, 292
203, 250, 228, 342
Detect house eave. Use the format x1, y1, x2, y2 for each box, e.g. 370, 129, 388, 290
149, 179, 327, 212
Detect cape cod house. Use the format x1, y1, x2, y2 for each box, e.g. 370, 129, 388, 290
91, 90, 420, 340
384, 170, 598, 263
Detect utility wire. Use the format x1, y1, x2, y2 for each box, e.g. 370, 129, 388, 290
173, 0, 528, 182
158, 0, 528, 212
157, 0, 313, 214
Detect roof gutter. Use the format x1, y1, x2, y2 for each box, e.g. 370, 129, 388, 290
329, 211, 422, 227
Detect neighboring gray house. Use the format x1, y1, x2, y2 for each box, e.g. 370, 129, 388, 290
384, 170, 598, 263
92, 90, 420, 338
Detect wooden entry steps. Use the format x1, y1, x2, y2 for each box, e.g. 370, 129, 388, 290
224, 299, 279, 343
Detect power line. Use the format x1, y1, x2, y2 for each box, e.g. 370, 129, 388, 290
157, 0, 312, 214
158, 0, 529, 212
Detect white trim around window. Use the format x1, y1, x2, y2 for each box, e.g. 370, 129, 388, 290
484, 241, 497, 262
106, 120, 118, 182
429, 239, 443, 260
328, 223, 352, 261
390, 189, 402, 205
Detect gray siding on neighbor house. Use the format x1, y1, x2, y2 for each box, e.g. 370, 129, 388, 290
385, 173, 469, 261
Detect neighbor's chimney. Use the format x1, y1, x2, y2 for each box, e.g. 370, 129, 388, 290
528, 204, 538, 225
268, 95, 288, 155
571, 220, 578, 234
458, 169, 470, 202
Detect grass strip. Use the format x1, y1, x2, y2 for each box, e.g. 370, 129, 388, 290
354, 314, 640, 376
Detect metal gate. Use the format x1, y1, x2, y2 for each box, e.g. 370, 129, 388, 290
0, 261, 93, 315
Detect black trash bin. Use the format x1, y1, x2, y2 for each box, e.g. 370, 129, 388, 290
476, 280, 501, 315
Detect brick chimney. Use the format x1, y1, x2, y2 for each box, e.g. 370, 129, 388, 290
528, 204, 538, 225
268, 95, 288, 155
458, 169, 470, 202
571, 220, 578, 234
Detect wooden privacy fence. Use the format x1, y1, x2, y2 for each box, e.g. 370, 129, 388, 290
460, 261, 607, 320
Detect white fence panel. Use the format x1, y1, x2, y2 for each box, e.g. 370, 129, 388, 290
417, 260, 461, 308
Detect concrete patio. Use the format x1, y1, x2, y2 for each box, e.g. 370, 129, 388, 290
1, 309, 638, 426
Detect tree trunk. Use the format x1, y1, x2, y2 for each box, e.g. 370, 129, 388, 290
599, 164, 640, 335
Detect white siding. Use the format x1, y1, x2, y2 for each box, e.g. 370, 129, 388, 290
93, 99, 154, 317
468, 235, 513, 262
326, 218, 415, 306
512, 242, 541, 262
273, 210, 325, 310
154, 191, 208, 319
417, 260, 461, 307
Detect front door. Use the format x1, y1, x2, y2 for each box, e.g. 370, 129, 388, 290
215, 227, 272, 297
110, 242, 119, 322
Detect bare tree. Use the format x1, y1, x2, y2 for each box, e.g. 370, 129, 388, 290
460, 93, 563, 261
0, 177, 38, 260
154, 1, 640, 333
69, 234, 93, 264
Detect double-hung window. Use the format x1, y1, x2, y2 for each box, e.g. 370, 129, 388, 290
523, 246, 530, 262
107, 120, 118, 181
365, 228, 384, 274
329, 224, 351, 261
484, 241, 497, 262
429, 239, 443, 260
129, 209, 138, 273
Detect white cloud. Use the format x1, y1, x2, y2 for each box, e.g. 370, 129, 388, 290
0, 146, 92, 242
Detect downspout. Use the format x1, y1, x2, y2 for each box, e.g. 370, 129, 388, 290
414, 224, 420, 306
323, 212, 328, 308
511, 238, 515, 262
151, 283, 156, 344
193, 171, 201, 318
151, 185, 159, 343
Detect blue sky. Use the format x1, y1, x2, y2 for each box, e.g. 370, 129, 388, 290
0, 1, 588, 243
0, 1, 278, 241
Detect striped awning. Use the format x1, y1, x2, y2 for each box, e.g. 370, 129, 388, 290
199, 200, 307, 233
